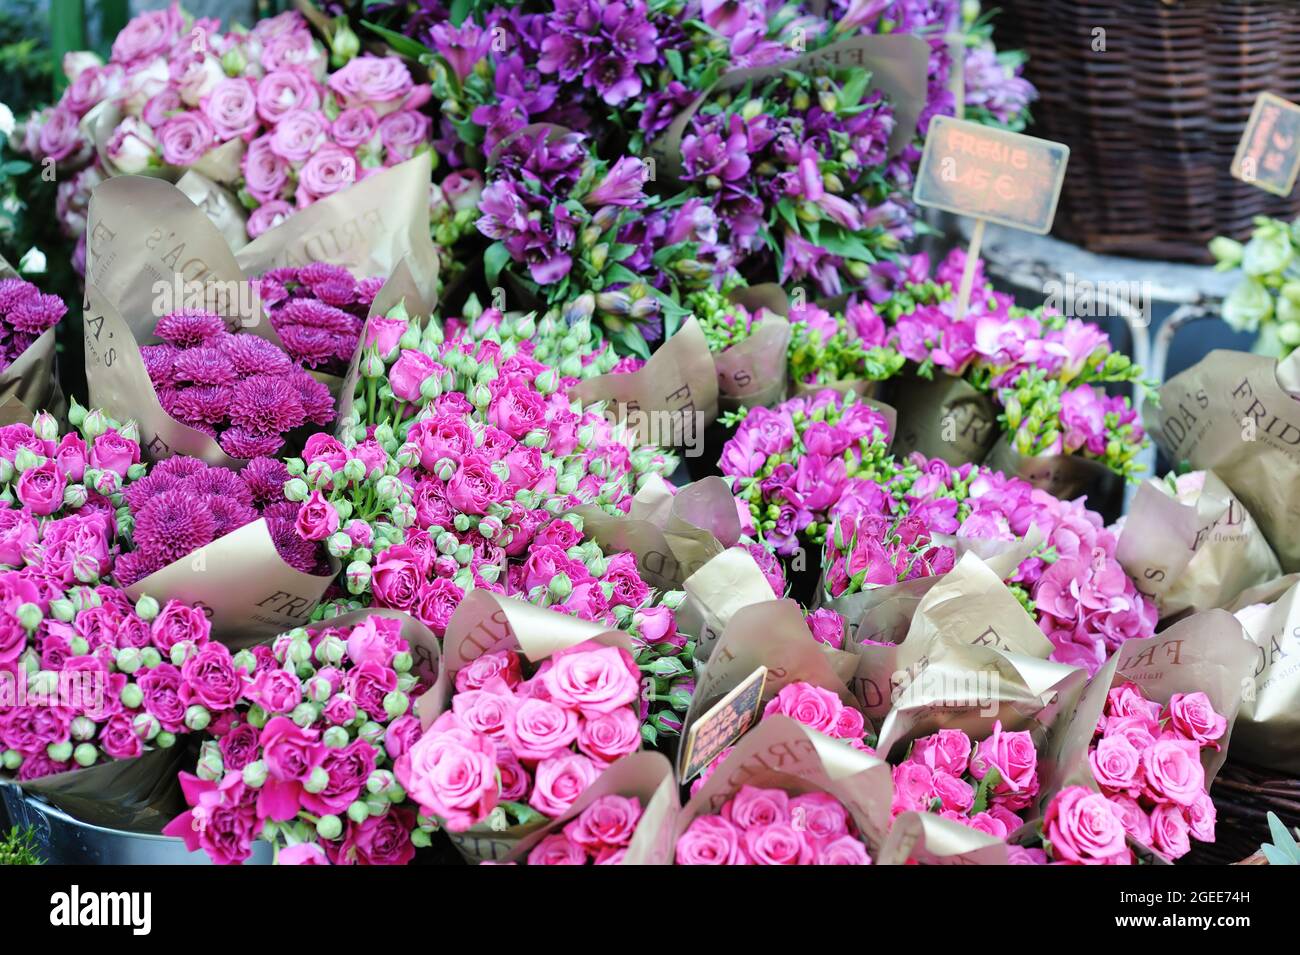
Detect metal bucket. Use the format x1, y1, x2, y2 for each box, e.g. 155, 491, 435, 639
1, 784, 273, 865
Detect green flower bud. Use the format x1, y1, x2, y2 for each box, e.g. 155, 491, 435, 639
120, 683, 144, 709
284, 477, 310, 502
134, 595, 160, 621
316, 814, 343, 840
133, 712, 160, 741
140, 647, 162, 668
323, 725, 350, 748
242, 760, 269, 788
184, 704, 211, 732
411, 827, 433, 848
383, 690, 409, 719
70, 716, 97, 741
292, 702, 320, 727
16, 602, 42, 631
73, 743, 98, 767
115, 646, 143, 675
2, 750, 21, 770
155, 731, 176, 749
347, 800, 370, 824
47, 741, 73, 762
304, 765, 331, 794
391, 650, 413, 673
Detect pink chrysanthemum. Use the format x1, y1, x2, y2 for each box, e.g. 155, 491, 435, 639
111, 549, 164, 588
171, 385, 232, 426
218, 334, 293, 377
152, 456, 210, 481
131, 490, 219, 566
265, 502, 325, 574
288, 371, 335, 426
207, 496, 259, 538
0, 278, 35, 313
172, 347, 237, 386
228, 375, 306, 433
154, 310, 226, 348
219, 427, 285, 460
140, 344, 181, 388
176, 466, 254, 507
241, 456, 290, 506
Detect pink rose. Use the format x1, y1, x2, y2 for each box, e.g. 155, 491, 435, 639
743, 823, 814, 865
218, 722, 261, 771
260, 716, 325, 783
1107, 793, 1152, 845
454, 651, 523, 693
243, 136, 290, 202
245, 667, 302, 714
762, 681, 841, 735
331, 107, 379, 149
1140, 738, 1206, 807
789, 791, 850, 842
527, 832, 587, 865
541, 644, 640, 720
158, 112, 216, 166
575, 706, 640, 763
137, 663, 186, 733
564, 794, 642, 850
296, 145, 358, 201
383, 714, 422, 760
370, 548, 421, 612
1089, 734, 1141, 793
805, 608, 845, 650
278, 843, 329, 865
1148, 803, 1191, 859
328, 56, 415, 115
248, 201, 293, 238
452, 687, 519, 741
269, 109, 328, 163
98, 713, 143, 760
505, 697, 580, 762
151, 600, 211, 654
255, 68, 321, 125
106, 116, 159, 174
815, 835, 870, 865
397, 727, 499, 831
362, 315, 407, 356
300, 739, 376, 816
345, 659, 398, 721
201, 77, 259, 141
0, 508, 38, 566
1187, 792, 1216, 843
529, 752, 601, 817
343, 614, 403, 667
1105, 682, 1161, 726
36, 107, 87, 164
337, 808, 416, 865
969, 721, 1039, 810
162, 773, 257, 866
53, 433, 88, 481
631, 604, 675, 645
1165, 692, 1227, 748
111, 6, 183, 63
16, 460, 66, 515
295, 490, 340, 542
389, 349, 440, 402
724, 784, 791, 830
676, 814, 746, 865
909, 729, 972, 777
378, 109, 431, 161
89, 430, 140, 477
180, 641, 243, 711
931, 771, 975, 814
890, 762, 935, 816
1103, 715, 1157, 752
1043, 785, 1132, 865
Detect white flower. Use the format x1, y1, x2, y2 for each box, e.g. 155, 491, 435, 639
18, 247, 47, 275
0, 103, 14, 139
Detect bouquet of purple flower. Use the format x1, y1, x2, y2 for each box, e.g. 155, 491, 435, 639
0, 277, 66, 372
140, 308, 336, 459
258, 264, 384, 378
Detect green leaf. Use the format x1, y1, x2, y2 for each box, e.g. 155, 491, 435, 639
610, 324, 652, 360
499, 800, 545, 827
604, 263, 641, 287
665, 48, 685, 82
361, 20, 434, 61
776, 197, 798, 234
971, 766, 1001, 815
483, 242, 511, 288
449, 0, 473, 26
651, 240, 693, 269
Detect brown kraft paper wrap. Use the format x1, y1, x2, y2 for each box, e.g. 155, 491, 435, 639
820, 530, 1036, 642
1228, 580, 1300, 773
876, 809, 1009, 865
176, 169, 250, 253
0, 254, 64, 426
1149, 348, 1300, 572
677, 546, 781, 662
568, 316, 719, 447
887, 372, 999, 466
847, 549, 1055, 720
500, 751, 679, 865
677, 598, 862, 778
714, 284, 791, 414
1042, 610, 1254, 802
651, 35, 930, 183
571, 474, 740, 592
123, 517, 337, 650
1116, 471, 1281, 620
983, 436, 1122, 504
234, 152, 440, 306
10, 744, 186, 834
673, 715, 893, 862
413, 590, 636, 863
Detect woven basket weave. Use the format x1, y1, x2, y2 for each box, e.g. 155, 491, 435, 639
996, 0, 1300, 262
1184, 761, 1300, 864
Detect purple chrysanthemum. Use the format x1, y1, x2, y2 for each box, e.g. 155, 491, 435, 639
140, 344, 181, 388
176, 466, 254, 506
289, 371, 336, 426
241, 456, 291, 507
206, 496, 259, 538
228, 375, 306, 434
219, 427, 285, 460
171, 385, 232, 425
218, 333, 294, 377
172, 347, 237, 386
112, 549, 164, 588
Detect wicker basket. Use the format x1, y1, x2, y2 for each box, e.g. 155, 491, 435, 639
1184, 761, 1300, 864
996, 0, 1300, 262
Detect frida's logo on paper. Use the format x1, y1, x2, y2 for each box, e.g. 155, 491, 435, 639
49, 885, 152, 936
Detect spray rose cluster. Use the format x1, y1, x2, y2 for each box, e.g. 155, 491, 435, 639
165, 613, 431, 865
892, 723, 1039, 839
396, 641, 642, 833
719, 388, 895, 556
258, 263, 383, 376
786, 298, 905, 391
676, 784, 873, 865
691, 680, 874, 796
0, 407, 144, 588
520, 794, 647, 864
0, 277, 66, 370
114, 455, 325, 586
141, 308, 335, 459
1080, 683, 1223, 861
0, 578, 228, 782
819, 453, 1157, 671
20, 6, 432, 256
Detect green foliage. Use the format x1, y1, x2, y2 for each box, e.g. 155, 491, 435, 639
0, 825, 43, 865
1261, 812, 1300, 865
0, 0, 52, 112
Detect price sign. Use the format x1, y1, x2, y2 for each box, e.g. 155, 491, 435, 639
1231, 92, 1300, 197
680, 666, 768, 781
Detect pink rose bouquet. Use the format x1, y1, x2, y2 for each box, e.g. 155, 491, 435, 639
0, 574, 230, 782
396, 639, 642, 836
675, 784, 873, 865
140, 308, 335, 458
165, 612, 436, 865
890, 723, 1039, 840
0, 277, 67, 371
20, 7, 433, 254
257, 263, 383, 376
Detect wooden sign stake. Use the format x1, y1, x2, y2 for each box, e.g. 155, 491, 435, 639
955, 217, 986, 318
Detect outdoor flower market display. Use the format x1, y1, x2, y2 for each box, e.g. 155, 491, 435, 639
0, 0, 1296, 875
